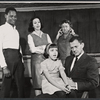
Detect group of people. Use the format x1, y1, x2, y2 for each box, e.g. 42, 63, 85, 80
0, 7, 99, 98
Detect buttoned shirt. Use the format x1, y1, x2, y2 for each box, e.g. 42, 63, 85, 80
28, 31, 52, 53
0, 22, 20, 68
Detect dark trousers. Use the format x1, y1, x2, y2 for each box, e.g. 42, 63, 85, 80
35, 90, 77, 98
2, 49, 25, 98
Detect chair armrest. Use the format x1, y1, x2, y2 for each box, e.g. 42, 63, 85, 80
81, 91, 88, 98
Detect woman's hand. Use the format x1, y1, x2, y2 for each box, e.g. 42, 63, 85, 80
56, 29, 63, 40
36, 46, 44, 54
59, 85, 71, 94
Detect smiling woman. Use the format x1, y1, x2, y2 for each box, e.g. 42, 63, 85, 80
27, 16, 52, 96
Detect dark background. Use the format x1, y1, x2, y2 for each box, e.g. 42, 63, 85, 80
0, 3, 100, 55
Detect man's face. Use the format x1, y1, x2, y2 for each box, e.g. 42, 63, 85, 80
70, 39, 84, 56
5, 10, 17, 26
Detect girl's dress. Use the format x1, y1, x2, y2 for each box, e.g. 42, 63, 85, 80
40, 58, 66, 94
28, 31, 52, 88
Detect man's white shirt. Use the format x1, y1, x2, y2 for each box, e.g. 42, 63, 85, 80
0, 22, 20, 68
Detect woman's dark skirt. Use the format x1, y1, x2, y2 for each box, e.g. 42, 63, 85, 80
31, 53, 45, 89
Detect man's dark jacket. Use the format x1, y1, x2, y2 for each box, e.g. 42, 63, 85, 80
65, 53, 99, 91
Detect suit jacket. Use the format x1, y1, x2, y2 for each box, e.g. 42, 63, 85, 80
65, 53, 99, 91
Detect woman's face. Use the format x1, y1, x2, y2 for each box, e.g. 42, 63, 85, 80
61, 23, 71, 34
48, 47, 58, 61
32, 18, 41, 31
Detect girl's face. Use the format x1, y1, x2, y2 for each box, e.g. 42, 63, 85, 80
32, 18, 41, 31
61, 23, 71, 34
48, 47, 58, 60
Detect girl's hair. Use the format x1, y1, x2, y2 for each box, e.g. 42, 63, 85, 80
44, 43, 60, 58
59, 19, 73, 28
28, 16, 43, 33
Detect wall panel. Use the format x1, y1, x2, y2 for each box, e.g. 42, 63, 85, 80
0, 8, 100, 54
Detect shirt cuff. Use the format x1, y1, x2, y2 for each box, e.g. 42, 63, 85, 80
0, 63, 7, 68
2, 66, 7, 70
75, 82, 78, 90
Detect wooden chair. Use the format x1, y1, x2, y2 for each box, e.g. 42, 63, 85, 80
81, 91, 88, 98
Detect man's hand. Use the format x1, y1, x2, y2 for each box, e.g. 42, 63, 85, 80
3, 67, 11, 77
59, 85, 71, 94
67, 78, 77, 90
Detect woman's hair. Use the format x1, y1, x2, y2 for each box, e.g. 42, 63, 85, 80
28, 16, 43, 33
44, 43, 60, 58
59, 19, 73, 28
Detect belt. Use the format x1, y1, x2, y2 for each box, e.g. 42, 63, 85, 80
3, 48, 19, 52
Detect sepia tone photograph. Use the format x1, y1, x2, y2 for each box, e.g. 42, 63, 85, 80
0, 1, 100, 98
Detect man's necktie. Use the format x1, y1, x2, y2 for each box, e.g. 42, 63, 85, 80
74, 57, 78, 65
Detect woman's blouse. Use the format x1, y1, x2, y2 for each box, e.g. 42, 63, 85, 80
28, 31, 52, 53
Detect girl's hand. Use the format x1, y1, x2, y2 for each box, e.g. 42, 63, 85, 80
66, 85, 71, 91
60, 85, 71, 94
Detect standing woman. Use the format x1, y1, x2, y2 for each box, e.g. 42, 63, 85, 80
55, 19, 78, 65
28, 17, 52, 96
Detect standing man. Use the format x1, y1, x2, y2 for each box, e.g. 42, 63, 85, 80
0, 7, 25, 98
65, 36, 99, 98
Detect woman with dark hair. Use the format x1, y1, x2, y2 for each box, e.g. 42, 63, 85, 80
28, 17, 52, 96
55, 19, 78, 65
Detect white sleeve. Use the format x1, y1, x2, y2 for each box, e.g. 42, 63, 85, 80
0, 28, 7, 68
47, 34, 52, 43
75, 82, 78, 90
59, 60, 65, 70
27, 34, 39, 53
42, 34, 52, 51
19, 46, 24, 63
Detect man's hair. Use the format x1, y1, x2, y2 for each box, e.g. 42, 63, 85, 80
5, 7, 17, 14
69, 36, 83, 44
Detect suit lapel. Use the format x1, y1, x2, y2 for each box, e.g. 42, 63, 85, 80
66, 56, 74, 76
70, 53, 87, 74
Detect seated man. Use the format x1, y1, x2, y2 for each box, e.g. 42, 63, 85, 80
64, 35, 99, 98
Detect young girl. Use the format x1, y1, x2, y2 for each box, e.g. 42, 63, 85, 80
39, 43, 71, 98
